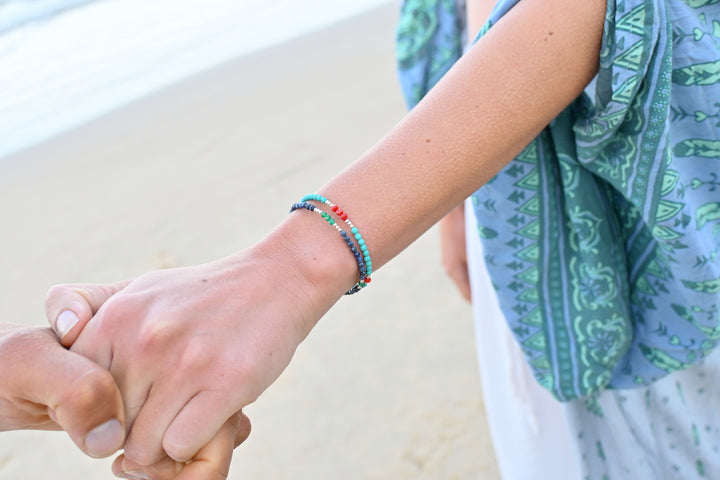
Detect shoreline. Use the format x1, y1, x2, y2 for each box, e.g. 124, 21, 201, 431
0, 0, 398, 160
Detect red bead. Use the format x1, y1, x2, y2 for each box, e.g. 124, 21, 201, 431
331, 205, 338, 212
340, 213, 348, 220
337, 209, 344, 216
364, 277, 372, 283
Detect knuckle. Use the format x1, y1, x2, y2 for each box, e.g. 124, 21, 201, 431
61, 367, 117, 411
133, 317, 186, 359
93, 294, 142, 339
134, 320, 171, 354
98, 294, 132, 322
0, 327, 50, 357
177, 341, 212, 371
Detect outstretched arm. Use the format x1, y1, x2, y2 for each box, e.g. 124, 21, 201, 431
49, 0, 605, 467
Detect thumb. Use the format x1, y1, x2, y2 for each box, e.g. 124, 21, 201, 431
45, 280, 129, 347
22, 329, 126, 458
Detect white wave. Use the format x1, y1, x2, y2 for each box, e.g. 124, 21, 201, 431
0, 0, 397, 159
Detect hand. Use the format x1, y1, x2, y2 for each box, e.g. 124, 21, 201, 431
45, 242, 325, 466
46, 278, 254, 479
439, 203, 471, 302
111, 411, 251, 480
0, 324, 125, 458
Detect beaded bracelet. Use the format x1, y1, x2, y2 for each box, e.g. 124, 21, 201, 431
290, 196, 372, 294
300, 194, 373, 279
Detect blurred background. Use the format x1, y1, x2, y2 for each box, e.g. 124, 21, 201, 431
0, 0, 394, 159
0, 1, 499, 478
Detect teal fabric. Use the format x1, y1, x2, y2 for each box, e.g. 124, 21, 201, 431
396, 0, 720, 401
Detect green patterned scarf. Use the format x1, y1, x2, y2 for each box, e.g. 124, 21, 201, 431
397, 0, 720, 400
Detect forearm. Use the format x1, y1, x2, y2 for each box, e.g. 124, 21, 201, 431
327, 0, 604, 265
249, 0, 606, 331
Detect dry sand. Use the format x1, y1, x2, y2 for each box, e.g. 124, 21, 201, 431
0, 4, 500, 479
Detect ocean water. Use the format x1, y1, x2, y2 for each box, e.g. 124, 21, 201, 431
0, 0, 397, 159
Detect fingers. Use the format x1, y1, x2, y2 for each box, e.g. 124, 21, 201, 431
439, 204, 472, 302
112, 413, 247, 480
18, 328, 126, 457
121, 385, 195, 466
446, 260, 472, 301
162, 391, 243, 463
45, 280, 130, 347
112, 454, 182, 480
231, 411, 252, 447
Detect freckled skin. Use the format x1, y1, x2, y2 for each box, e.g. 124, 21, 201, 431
313, 0, 606, 271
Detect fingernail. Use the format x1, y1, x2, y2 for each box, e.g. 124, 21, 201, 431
85, 419, 124, 457
56, 310, 79, 339
118, 472, 150, 480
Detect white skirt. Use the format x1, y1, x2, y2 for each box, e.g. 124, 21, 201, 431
465, 198, 581, 479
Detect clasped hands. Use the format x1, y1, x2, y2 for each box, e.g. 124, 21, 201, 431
3, 246, 329, 479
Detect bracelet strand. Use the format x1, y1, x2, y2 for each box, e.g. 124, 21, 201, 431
289, 200, 371, 295
300, 194, 373, 280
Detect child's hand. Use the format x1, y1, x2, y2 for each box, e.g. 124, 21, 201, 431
0, 324, 125, 458
111, 411, 251, 480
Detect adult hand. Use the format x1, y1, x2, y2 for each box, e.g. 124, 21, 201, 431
45, 236, 335, 467
46, 278, 254, 480
0, 324, 125, 458
439, 203, 471, 302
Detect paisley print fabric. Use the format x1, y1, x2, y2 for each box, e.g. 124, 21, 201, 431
396, 0, 465, 108
396, 0, 720, 401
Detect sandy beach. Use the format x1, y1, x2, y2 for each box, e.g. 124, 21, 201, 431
0, 3, 500, 479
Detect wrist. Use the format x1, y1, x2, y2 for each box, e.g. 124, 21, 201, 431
228, 212, 360, 336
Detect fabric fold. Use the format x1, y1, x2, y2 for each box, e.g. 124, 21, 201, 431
396, 0, 720, 401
